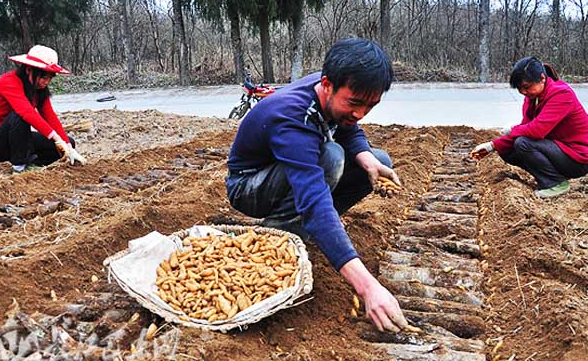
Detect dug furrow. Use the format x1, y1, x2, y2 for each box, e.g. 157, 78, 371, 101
368, 133, 487, 361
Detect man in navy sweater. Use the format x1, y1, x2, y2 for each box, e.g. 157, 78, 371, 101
226, 38, 407, 332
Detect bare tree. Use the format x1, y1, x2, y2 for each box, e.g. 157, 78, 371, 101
551, 0, 561, 63
380, 0, 391, 55
120, 0, 137, 84
142, 0, 166, 72
289, 3, 306, 81
227, 1, 245, 82
172, 0, 189, 85
479, 0, 491, 82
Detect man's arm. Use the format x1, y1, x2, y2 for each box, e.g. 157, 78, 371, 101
340, 258, 408, 332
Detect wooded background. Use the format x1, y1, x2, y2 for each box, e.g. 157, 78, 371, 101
0, 0, 586, 86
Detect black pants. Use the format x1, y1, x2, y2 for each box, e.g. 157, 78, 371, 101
500, 136, 588, 189
0, 112, 75, 166
226, 142, 392, 221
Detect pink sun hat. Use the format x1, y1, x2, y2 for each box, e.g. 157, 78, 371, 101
8, 45, 70, 75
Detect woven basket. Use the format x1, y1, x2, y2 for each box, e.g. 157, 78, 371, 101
104, 224, 313, 332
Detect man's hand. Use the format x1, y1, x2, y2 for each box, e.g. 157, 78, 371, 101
356, 151, 401, 187
340, 258, 408, 332
362, 281, 407, 332
470, 141, 494, 160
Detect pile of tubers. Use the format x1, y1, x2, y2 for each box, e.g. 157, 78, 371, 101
374, 176, 402, 198
155, 230, 299, 323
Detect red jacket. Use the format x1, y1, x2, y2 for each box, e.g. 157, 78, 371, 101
493, 77, 588, 164
0, 70, 69, 143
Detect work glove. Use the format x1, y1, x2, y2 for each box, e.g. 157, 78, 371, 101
54, 138, 68, 157
470, 141, 494, 160
65, 144, 87, 165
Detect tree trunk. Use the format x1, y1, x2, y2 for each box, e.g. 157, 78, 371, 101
259, 7, 275, 83
119, 0, 137, 85
227, 2, 245, 83
172, 0, 189, 85
109, 0, 123, 63
73, 33, 81, 73
380, 0, 391, 55
290, 3, 305, 82
551, 0, 561, 63
478, 0, 490, 82
143, 0, 165, 72
18, 4, 33, 51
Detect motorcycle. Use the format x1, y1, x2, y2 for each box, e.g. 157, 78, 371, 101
228, 71, 276, 120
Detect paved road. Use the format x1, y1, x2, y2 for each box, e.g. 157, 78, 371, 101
52, 82, 588, 129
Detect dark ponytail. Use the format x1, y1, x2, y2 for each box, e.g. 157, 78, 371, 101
542, 63, 559, 82
15, 65, 51, 107
509, 56, 559, 89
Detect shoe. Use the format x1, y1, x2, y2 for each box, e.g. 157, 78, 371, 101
12, 164, 43, 174
534, 180, 570, 198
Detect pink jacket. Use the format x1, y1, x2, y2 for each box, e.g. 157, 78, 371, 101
0, 70, 69, 143
492, 78, 588, 164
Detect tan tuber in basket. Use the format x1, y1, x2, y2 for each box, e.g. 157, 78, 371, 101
104, 224, 313, 332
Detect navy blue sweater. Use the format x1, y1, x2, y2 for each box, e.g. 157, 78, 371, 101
228, 72, 371, 270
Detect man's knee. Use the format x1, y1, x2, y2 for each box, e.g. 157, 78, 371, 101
319, 142, 345, 189
68, 136, 76, 148
372, 148, 392, 168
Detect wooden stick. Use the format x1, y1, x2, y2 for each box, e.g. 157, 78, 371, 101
357, 323, 485, 353
514, 264, 527, 309
379, 278, 483, 306
395, 235, 481, 257
63, 119, 93, 132
418, 201, 477, 215
383, 250, 481, 273
397, 220, 477, 239
396, 295, 484, 317
403, 310, 486, 338
379, 263, 483, 289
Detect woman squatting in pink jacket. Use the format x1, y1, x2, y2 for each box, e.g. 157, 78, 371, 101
471, 57, 588, 198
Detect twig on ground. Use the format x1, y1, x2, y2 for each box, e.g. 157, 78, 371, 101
514, 264, 527, 309
49, 251, 63, 266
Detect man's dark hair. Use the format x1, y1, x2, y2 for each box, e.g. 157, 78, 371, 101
322, 38, 394, 97
16, 65, 52, 107
509, 56, 559, 89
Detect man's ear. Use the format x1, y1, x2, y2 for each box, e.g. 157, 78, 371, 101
321, 76, 333, 96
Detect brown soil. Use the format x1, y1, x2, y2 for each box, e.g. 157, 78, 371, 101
0, 110, 587, 360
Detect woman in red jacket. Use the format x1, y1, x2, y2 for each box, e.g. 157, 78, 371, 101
0, 45, 86, 173
471, 56, 588, 198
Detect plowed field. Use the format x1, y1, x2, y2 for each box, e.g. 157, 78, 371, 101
0, 110, 586, 361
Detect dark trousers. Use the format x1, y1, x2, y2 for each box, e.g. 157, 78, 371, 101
500, 136, 588, 189
226, 142, 392, 230
0, 112, 75, 166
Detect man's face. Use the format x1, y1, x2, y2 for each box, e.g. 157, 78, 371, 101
517, 74, 545, 100
322, 77, 382, 129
